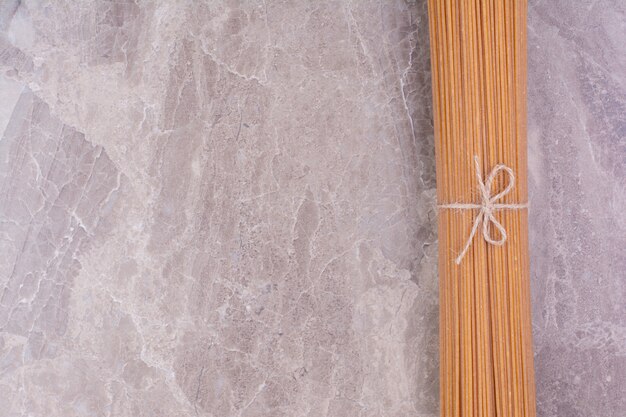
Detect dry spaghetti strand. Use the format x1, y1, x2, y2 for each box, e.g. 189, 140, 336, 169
427, 1, 536, 416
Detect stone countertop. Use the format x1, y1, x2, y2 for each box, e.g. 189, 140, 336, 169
0, 1, 623, 416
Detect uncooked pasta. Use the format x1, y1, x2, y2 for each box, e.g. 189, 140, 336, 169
427, 1, 536, 416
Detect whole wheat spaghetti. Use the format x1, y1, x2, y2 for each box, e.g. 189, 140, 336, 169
427, 1, 536, 417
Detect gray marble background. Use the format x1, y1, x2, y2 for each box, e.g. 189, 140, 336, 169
0, 1, 623, 416
527, 1, 626, 416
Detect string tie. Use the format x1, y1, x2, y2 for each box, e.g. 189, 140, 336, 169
439, 155, 527, 265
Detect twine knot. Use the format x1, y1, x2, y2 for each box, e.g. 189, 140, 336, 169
439, 155, 527, 265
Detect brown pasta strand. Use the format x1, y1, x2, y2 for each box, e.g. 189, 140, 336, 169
427, 1, 536, 416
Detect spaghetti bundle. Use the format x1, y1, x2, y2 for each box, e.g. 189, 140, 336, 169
427, 1, 536, 417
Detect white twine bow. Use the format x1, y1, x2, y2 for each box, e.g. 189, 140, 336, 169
439, 155, 527, 265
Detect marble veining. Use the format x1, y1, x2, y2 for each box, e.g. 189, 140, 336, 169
0, 1, 437, 416
528, 1, 626, 416
0, 0, 624, 416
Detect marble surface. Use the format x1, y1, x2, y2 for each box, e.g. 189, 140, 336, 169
0, 1, 438, 416
527, 1, 626, 416
0, 1, 623, 416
